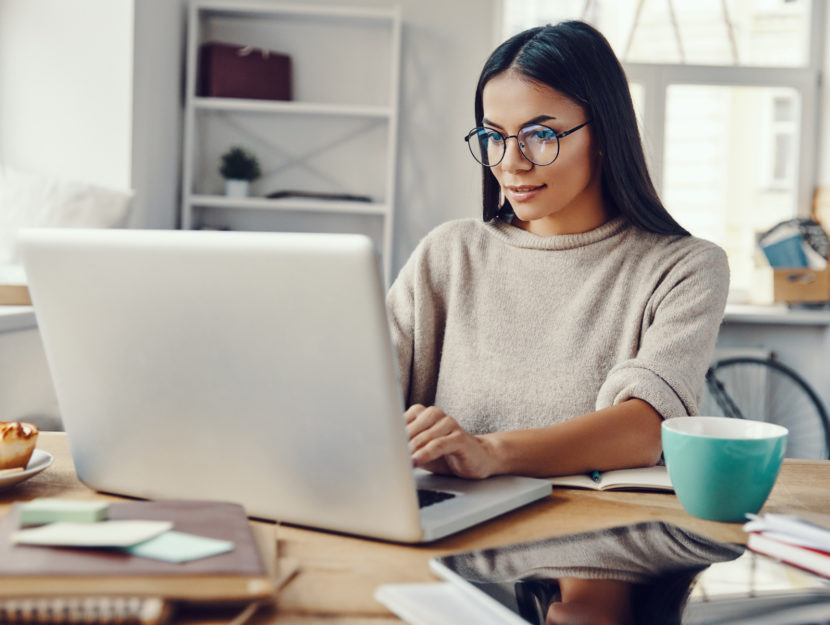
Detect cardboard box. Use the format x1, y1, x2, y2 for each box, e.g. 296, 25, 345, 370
198, 42, 292, 101
773, 268, 830, 303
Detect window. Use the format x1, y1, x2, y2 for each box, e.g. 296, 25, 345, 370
500, 0, 822, 301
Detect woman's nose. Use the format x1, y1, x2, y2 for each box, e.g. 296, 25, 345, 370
500, 137, 533, 173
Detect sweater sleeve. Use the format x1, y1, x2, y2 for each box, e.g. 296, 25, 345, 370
386, 260, 415, 405
595, 243, 729, 418
385, 235, 447, 409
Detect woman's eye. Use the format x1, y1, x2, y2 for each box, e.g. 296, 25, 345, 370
488, 133, 505, 144
530, 128, 556, 141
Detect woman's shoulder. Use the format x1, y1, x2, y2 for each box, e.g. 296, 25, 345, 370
618, 227, 729, 296
394, 218, 483, 281
422, 217, 484, 241
633, 228, 728, 267
410, 218, 488, 256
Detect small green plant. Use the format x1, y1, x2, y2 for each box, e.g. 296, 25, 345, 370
219, 146, 261, 181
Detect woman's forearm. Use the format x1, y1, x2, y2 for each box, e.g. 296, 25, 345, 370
480, 399, 663, 477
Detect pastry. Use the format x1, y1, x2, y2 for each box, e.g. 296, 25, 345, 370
0, 421, 38, 470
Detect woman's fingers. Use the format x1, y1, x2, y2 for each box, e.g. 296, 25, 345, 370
409, 412, 459, 453
403, 405, 496, 479
404, 403, 425, 424
411, 427, 465, 464
405, 405, 452, 443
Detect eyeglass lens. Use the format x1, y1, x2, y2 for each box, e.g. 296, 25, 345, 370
467, 124, 560, 167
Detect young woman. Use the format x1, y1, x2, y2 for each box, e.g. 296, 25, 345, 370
386, 21, 729, 479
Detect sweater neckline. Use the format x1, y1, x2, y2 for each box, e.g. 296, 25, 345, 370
484, 215, 630, 250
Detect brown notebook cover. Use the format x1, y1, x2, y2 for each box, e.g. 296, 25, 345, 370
0, 500, 275, 602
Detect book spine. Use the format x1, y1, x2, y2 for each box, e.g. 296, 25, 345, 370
748, 534, 830, 579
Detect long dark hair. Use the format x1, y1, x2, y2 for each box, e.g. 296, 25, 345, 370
474, 21, 688, 236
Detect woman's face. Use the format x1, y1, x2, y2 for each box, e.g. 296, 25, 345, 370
481, 70, 608, 236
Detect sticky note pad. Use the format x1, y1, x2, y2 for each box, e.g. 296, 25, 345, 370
11, 520, 172, 547
125, 530, 235, 563
18, 499, 110, 526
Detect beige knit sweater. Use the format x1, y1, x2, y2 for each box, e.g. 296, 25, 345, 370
386, 216, 729, 434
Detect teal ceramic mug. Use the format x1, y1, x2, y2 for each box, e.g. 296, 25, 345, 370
662, 417, 788, 522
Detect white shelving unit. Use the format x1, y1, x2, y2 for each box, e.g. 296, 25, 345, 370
181, 1, 402, 280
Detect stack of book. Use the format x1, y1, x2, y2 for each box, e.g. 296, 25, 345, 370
743, 512, 830, 579
0, 499, 278, 624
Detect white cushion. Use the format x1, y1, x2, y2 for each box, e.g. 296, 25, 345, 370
0, 164, 133, 267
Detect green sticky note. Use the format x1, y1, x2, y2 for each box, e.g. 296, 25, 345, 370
18, 499, 109, 525
125, 530, 234, 563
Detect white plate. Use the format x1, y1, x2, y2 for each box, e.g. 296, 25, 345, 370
0, 449, 54, 491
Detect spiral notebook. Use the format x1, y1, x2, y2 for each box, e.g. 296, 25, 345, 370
0, 596, 170, 625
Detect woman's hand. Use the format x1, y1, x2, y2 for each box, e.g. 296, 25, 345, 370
405, 404, 498, 479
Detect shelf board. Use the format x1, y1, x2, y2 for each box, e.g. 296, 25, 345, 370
723, 303, 830, 326
193, 97, 392, 118
188, 194, 390, 216
195, 1, 399, 23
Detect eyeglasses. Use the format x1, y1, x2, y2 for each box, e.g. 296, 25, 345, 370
464, 121, 592, 167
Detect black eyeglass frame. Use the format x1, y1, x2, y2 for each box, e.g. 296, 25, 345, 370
464, 120, 592, 167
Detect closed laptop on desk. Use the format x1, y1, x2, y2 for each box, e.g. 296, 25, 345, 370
20, 228, 551, 543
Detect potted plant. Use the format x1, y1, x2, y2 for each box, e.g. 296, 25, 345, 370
219, 146, 261, 197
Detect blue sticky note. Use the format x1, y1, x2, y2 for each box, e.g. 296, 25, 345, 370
125, 530, 234, 563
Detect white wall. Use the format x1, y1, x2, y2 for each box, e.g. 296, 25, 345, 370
819, 4, 830, 186
377, 0, 498, 272
0, 0, 184, 230
130, 0, 187, 229
0, 0, 134, 189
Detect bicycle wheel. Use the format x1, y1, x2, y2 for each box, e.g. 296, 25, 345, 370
702, 357, 830, 459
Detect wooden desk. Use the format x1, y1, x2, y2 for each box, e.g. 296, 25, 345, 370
3, 433, 830, 624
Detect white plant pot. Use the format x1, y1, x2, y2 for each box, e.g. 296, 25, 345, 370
224, 179, 250, 197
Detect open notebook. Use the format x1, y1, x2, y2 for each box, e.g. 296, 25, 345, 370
548, 465, 673, 492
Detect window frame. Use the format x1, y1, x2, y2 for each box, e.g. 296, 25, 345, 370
622, 1, 825, 221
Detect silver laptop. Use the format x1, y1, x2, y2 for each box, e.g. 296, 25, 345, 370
20, 228, 551, 543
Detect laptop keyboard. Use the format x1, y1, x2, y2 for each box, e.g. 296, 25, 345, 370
417, 488, 457, 508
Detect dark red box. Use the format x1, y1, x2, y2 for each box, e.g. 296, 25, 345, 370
198, 42, 292, 101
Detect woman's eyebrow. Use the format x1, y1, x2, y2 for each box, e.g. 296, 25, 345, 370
481, 114, 558, 129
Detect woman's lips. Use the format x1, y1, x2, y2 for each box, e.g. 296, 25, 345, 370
506, 184, 546, 202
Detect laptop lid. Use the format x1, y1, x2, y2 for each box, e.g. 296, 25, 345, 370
21, 228, 426, 541
21, 228, 551, 543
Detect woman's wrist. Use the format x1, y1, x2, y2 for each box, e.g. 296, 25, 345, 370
477, 431, 510, 477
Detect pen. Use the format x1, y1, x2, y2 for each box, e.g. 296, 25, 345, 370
590, 470, 601, 483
